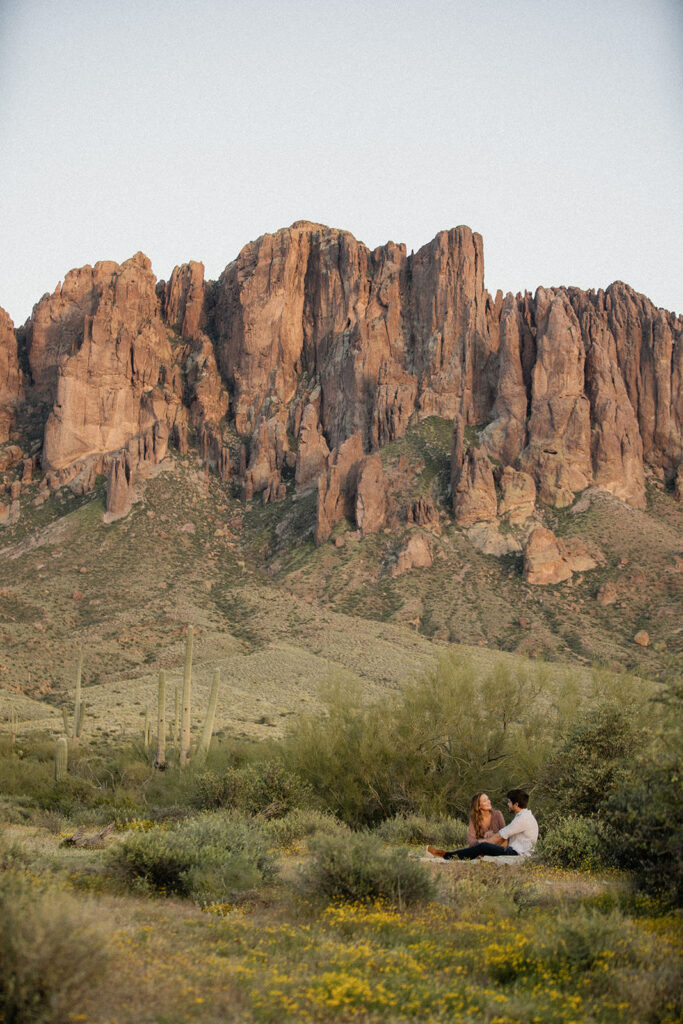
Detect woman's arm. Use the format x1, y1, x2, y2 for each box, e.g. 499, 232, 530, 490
467, 821, 477, 845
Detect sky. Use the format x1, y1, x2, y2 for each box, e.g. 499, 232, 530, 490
0, 0, 681, 325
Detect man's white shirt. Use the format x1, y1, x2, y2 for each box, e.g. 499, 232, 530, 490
499, 808, 538, 858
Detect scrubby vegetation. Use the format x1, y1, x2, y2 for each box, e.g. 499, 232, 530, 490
1, 653, 681, 1023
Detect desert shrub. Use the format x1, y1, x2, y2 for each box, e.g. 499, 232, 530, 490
0, 835, 32, 871
538, 815, 611, 870
605, 756, 683, 904
191, 759, 312, 816
529, 907, 638, 974
301, 831, 436, 907
283, 656, 557, 827
535, 701, 640, 819
109, 812, 276, 903
263, 807, 349, 848
374, 812, 468, 847
0, 873, 109, 1023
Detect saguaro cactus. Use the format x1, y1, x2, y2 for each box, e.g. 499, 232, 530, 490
173, 685, 180, 744
179, 626, 193, 768
154, 670, 167, 769
71, 648, 83, 747
197, 668, 220, 761
143, 707, 150, 748
55, 736, 68, 781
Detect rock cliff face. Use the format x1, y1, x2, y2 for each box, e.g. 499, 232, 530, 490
35, 254, 179, 475
0, 307, 23, 443
3, 221, 681, 518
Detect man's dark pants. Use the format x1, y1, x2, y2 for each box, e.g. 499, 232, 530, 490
444, 843, 519, 860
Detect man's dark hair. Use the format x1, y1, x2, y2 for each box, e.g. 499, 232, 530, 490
507, 789, 529, 808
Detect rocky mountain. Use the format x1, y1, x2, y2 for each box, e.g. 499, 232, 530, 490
1, 220, 681, 554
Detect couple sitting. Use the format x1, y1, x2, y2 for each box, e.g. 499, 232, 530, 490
428, 789, 538, 860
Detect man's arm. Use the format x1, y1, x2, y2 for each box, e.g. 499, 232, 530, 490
484, 832, 509, 847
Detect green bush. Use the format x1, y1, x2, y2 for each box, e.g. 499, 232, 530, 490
283, 656, 557, 827
535, 702, 640, 818
0, 874, 109, 1023
192, 760, 311, 816
301, 831, 436, 907
263, 807, 349, 848
539, 815, 610, 870
605, 757, 683, 904
374, 812, 468, 847
109, 812, 276, 903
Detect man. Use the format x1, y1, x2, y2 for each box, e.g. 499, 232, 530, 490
427, 789, 538, 860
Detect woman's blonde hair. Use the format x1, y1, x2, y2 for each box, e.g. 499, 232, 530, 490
469, 792, 491, 839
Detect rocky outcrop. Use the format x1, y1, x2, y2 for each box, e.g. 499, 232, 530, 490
563, 537, 601, 573
568, 283, 682, 475
0, 308, 23, 443
3, 222, 680, 523
295, 403, 330, 493
578, 302, 646, 508
162, 261, 206, 340
370, 364, 417, 449
412, 227, 495, 424
243, 415, 290, 498
39, 254, 177, 475
184, 334, 229, 430
201, 422, 231, 482
355, 454, 386, 536
523, 526, 573, 585
392, 533, 433, 575
675, 464, 683, 502
481, 294, 528, 464
315, 464, 342, 547
105, 451, 134, 520
466, 522, 522, 556
314, 432, 365, 545
498, 467, 536, 524
408, 495, 438, 526
519, 289, 592, 507
452, 446, 497, 527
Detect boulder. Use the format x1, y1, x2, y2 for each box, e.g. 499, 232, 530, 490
634, 630, 650, 647
466, 522, 522, 556
596, 582, 618, 606
0, 445, 24, 472
392, 534, 433, 576
563, 537, 601, 573
523, 527, 573, 585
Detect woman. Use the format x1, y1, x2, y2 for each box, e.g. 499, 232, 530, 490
466, 792, 505, 845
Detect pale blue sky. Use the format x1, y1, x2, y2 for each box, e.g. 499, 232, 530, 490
1, 0, 681, 324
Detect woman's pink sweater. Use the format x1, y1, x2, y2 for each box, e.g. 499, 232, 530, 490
467, 808, 506, 845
